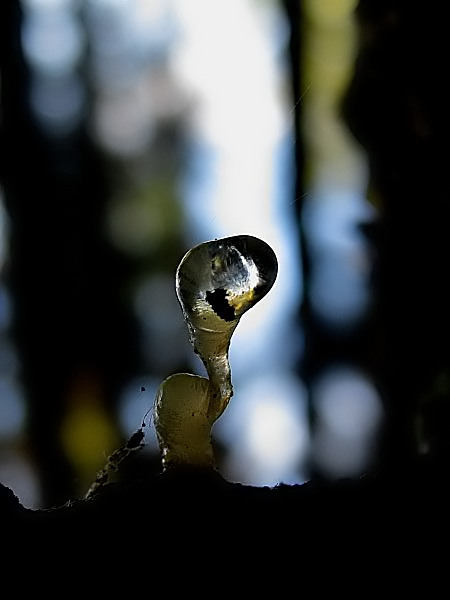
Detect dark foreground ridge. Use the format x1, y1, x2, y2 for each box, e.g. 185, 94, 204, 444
1, 455, 449, 593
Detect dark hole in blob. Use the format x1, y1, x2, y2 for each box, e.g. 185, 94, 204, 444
205, 289, 235, 321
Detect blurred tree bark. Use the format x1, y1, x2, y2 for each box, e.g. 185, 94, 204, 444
1, 1, 141, 507
342, 0, 450, 469
286, 0, 450, 474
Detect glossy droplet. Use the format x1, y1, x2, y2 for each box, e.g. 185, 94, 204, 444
176, 235, 278, 422
176, 234, 278, 338
154, 373, 214, 469
154, 235, 278, 469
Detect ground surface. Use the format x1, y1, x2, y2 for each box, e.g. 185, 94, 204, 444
1, 456, 448, 593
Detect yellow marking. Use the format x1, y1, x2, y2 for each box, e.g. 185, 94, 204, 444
228, 288, 256, 314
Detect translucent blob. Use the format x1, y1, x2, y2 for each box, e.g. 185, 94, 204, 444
176, 235, 278, 418
154, 373, 213, 468
154, 235, 278, 469
176, 234, 278, 350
